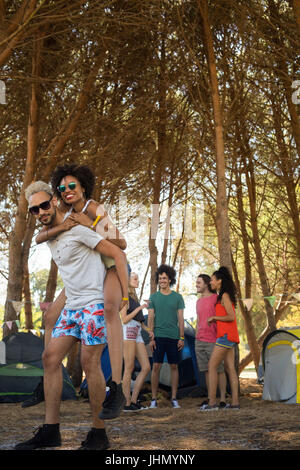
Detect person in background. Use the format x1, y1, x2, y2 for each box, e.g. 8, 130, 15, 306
202, 266, 240, 411
147, 264, 185, 409
121, 271, 153, 412
195, 274, 227, 410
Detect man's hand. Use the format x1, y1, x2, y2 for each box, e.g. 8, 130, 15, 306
177, 339, 184, 351
149, 339, 156, 352
147, 330, 154, 341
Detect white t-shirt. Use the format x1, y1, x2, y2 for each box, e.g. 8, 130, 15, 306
47, 225, 106, 309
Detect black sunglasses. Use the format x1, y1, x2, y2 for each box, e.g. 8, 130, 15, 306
29, 195, 53, 215
57, 182, 77, 193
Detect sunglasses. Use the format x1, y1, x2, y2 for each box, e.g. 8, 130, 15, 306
29, 195, 53, 215
57, 182, 77, 193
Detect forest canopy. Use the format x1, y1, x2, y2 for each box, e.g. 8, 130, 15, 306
0, 0, 299, 371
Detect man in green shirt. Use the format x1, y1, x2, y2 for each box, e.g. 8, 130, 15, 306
147, 264, 185, 408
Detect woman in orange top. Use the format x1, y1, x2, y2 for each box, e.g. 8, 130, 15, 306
201, 266, 240, 411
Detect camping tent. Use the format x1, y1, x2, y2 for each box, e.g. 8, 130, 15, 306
80, 319, 208, 398
261, 327, 300, 404
79, 344, 112, 398
153, 320, 202, 389
138, 317, 207, 395
0, 332, 76, 403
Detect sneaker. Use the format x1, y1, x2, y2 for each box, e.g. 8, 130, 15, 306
219, 401, 227, 409
171, 399, 181, 408
78, 428, 110, 450
198, 404, 219, 412
98, 381, 126, 420
21, 379, 44, 408
225, 404, 240, 410
124, 402, 148, 412
14, 424, 61, 450
198, 400, 208, 409
149, 399, 158, 409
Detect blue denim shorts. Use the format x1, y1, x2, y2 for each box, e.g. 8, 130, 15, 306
215, 333, 237, 349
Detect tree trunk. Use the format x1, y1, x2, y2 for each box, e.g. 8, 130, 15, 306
271, 97, 300, 267
268, 0, 300, 158
0, 0, 42, 67
292, 0, 300, 33
3, 44, 104, 338
3, 32, 42, 337
149, 37, 167, 293
243, 153, 276, 331
232, 257, 261, 371
198, 0, 231, 269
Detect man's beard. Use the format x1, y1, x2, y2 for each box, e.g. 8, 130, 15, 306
39, 208, 56, 226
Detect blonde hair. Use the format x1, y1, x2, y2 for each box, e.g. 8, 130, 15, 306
128, 272, 139, 302
25, 181, 53, 202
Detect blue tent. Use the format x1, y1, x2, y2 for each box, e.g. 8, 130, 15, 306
79, 344, 111, 397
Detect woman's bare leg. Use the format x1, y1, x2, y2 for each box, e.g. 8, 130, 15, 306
103, 268, 123, 384
208, 345, 227, 406
224, 348, 239, 406
131, 343, 151, 404
122, 340, 136, 406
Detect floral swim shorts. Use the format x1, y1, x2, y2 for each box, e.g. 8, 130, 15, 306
52, 303, 107, 346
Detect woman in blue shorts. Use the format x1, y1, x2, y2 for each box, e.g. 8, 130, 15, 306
201, 266, 240, 411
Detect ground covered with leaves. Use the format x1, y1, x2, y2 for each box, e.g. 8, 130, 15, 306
1, 378, 299, 451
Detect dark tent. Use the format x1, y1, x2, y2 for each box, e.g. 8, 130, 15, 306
0, 332, 76, 403
139, 317, 207, 396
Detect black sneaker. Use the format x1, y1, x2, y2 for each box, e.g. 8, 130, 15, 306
98, 381, 126, 420
124, 402, 148, 412
78, 428, 110, 450
14, 424, 61, 450
21, 379, 44, 408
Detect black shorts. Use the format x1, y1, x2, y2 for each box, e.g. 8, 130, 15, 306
153, 337, 180, 364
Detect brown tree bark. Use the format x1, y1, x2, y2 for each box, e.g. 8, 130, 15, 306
198, 0, 232, 270
268, 0, 300, 159
271, 97, 300, 268
292, 0, 300, 33
149, 38, 167, 293
3, 32, 42, 337
243, 152, 277, 332
232, 257, 261, 371
0, 0, 45, 67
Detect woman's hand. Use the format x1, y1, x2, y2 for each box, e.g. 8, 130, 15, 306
69, 212, 92, 228
207, 316, 216, 325
61, 217, 79, 231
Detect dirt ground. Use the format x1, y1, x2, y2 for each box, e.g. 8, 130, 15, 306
1, 378, 300, 451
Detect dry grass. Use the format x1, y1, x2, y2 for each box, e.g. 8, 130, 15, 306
1, 378, 300, 451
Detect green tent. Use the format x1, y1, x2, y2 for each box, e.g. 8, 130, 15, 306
0, 331, 76, 403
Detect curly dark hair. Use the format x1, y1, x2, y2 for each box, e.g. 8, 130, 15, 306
155, 264, 176, 286
50, 163, 95, 200
212, 266, 237, 306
